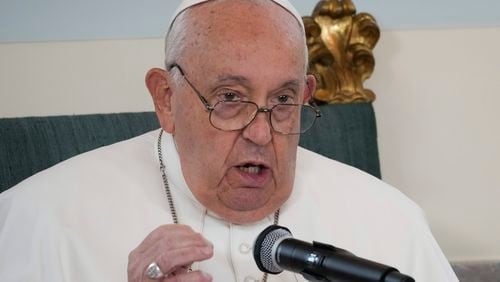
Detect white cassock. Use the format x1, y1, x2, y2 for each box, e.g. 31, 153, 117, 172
0, 130, 458, 281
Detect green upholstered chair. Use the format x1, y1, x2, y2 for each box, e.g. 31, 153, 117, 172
0, 112, 159, 192
0, 103, 381, 193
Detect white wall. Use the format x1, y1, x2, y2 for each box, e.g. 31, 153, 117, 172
0, 39, 163, 116
368, 27, 500, 260
1, 29, 499, 261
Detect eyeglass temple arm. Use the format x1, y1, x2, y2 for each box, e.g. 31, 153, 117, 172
306, 99, 322, 117
167, 63, 213, 111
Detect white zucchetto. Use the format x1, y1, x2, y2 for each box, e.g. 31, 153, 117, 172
168, 0, 304, 31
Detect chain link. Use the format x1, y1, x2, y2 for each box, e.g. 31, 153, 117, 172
157, 130, 179, 224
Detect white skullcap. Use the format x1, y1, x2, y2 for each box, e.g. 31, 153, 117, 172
168, 0, 304, 32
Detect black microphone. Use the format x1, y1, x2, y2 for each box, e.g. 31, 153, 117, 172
253, 225, 415, 282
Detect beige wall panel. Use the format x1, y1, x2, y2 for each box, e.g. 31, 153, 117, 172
0, 38, 164, 117
368, 27, 500, 260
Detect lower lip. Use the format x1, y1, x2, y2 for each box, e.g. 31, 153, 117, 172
231, 167, 272, 188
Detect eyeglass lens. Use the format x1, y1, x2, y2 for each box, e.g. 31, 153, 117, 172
209, 101, 318, 134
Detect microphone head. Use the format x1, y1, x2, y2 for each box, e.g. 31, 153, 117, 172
253, 225, 293, 274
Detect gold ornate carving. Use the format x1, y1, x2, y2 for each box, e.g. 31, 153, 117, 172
304, 0, 380, 104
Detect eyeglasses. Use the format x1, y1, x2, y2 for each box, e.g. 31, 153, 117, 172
167, 63, 321, 135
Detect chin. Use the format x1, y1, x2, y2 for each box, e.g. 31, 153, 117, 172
222, 188, 273, 210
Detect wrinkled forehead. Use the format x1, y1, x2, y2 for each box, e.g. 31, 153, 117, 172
168, 0, 304, 32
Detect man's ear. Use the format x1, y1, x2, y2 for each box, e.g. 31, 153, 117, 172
303, 74, 317, 103
146, 68, 175, 133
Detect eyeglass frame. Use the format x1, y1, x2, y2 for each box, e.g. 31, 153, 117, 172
167, 63, 321, 135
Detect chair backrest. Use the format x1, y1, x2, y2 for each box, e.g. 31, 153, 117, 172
0, 112, 159, 192
0, 103, 380, 193
299, 103, 380, 178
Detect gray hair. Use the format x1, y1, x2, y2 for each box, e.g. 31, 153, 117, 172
164, 11, 189, 81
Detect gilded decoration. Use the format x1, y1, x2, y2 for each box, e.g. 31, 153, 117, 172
303, 0, 380, 104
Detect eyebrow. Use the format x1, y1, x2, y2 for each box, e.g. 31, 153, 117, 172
215, 74, 252, 88
214, 75, 302, 92
279, 79, 302, 91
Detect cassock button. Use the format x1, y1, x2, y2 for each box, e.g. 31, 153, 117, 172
239, 242, 251, 254
244, 276, 259, 282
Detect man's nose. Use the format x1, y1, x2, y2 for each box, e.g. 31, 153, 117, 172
241, 111, 272, 145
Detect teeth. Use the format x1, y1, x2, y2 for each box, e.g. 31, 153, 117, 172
239, 165, 262, 174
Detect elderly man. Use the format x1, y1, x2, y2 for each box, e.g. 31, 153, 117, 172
0, 0, 457, 281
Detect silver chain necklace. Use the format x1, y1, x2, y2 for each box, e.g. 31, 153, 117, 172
156, 130, 279, 281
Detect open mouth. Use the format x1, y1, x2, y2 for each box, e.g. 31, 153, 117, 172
237, 163, 267, 175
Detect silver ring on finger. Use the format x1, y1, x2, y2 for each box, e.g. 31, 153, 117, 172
146, 262, 164, 280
